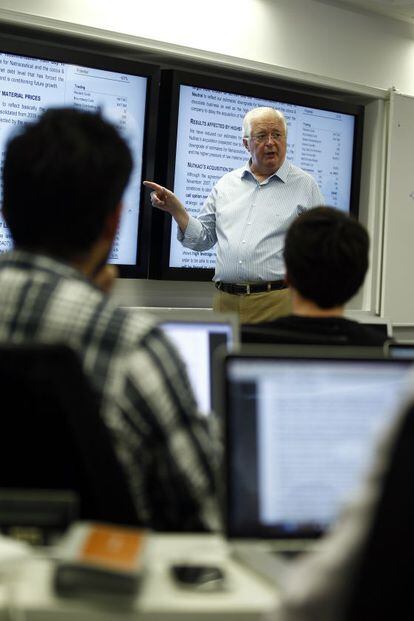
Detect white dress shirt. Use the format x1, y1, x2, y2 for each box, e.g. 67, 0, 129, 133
178, 159, 324, 283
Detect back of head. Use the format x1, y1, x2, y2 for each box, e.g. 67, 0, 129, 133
284, 206, 369, 308
2, 108, 133, 259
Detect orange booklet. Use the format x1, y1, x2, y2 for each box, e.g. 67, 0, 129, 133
54, 522, 148, 597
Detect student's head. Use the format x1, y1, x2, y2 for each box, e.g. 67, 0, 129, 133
2, 108, 133, 260
284, 206, 369, 309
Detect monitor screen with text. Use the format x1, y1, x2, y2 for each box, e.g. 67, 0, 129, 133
169, 84, 357, 270
0, 50, 148, 267
161, 319, 233, 414
225, 354, 412, 538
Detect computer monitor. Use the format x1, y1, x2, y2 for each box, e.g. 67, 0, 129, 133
219, 345, 412, 540
386, 342, 414, 359
155, 70, 363, 281
0, 40, 159, 277
155, 310, 238, 415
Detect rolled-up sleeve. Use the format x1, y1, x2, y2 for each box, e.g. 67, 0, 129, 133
178, 187, 218, 251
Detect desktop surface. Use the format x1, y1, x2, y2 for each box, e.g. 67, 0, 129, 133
2, 534, 279, 620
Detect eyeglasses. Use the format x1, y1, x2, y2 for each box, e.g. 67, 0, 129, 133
249, 131, 285, 144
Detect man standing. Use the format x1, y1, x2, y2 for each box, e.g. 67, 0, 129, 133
0, 108, 219, 532
145, 107, 323, 323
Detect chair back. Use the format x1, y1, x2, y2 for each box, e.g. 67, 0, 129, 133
0, 343, 139, 528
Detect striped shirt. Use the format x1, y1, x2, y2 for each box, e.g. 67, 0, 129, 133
179, 159, 324, 282
0, 251, 220, 531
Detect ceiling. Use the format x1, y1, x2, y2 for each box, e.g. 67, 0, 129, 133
320, 0, 414, 23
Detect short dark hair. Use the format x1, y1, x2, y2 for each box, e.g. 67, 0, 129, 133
2, 108, 133, 258
283, 206, 369, 308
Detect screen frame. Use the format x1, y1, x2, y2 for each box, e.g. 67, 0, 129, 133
386, 341, 414, 359
0, 28, 160, 278
152, 69, 364, 282
156, 310, 239, 415
219, 345, 402, 540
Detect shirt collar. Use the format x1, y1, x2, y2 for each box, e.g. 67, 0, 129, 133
241, 158, 290, 183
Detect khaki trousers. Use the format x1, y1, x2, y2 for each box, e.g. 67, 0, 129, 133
213, 287, 292, 324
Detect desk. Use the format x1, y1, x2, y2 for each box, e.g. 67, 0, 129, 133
4, 534, 281, 620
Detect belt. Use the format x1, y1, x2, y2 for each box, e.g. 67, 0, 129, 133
215, 280, 287, 295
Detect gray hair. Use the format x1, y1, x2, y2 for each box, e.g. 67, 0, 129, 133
242, 107, 287, 139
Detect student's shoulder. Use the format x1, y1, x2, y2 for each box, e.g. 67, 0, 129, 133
340, 317, 388, 345
106, 303, 161, 343
81, 294, 161, 351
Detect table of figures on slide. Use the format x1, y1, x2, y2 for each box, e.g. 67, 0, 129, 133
0, 52, 147, 265
170, 85, 355, 269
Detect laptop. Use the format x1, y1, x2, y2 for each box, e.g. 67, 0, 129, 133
218, 346, 413, 581
386, 341, 414, 359
156, 310, 238, 415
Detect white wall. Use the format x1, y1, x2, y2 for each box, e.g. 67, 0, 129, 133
1, 0, 413, 94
